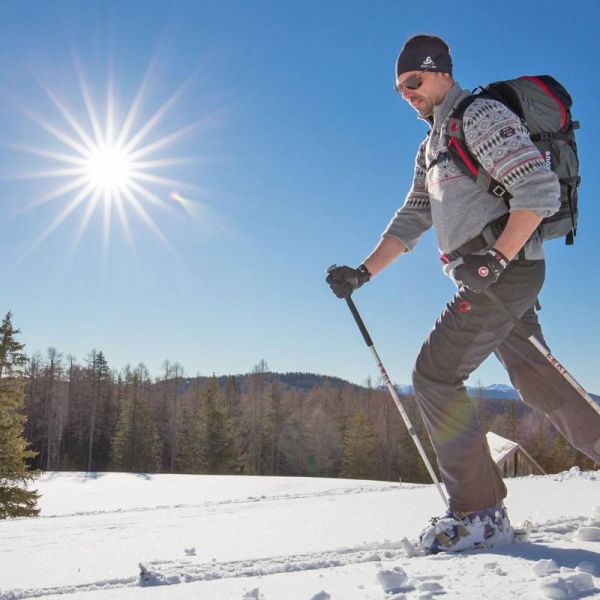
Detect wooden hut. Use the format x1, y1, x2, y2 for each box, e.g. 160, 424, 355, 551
486, 431, 546, 478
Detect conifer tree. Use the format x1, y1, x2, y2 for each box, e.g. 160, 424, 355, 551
176, 404, 205, 473
340, 409, 379, 480
201, 376, 240, 474
111, 365, 162, 473
506, 400, 518, 440
86, 350, 112, 472
0, 312, 40, 518
550, 432, 572, 473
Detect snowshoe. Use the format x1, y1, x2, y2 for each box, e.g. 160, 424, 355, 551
418, 502, 514, 554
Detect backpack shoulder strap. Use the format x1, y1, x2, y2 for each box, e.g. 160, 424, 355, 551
425, 94, 475, 172
445, 93, 513, 205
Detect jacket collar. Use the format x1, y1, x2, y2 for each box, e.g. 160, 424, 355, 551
421, 82, 470, 129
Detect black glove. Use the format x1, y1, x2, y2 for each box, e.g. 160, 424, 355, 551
326, 264, 371, 298
453, 248, 510, 293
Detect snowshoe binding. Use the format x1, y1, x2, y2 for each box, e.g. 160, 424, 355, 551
418, 502, 514, 554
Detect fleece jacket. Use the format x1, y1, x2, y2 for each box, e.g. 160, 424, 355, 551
382, 82, 561, 261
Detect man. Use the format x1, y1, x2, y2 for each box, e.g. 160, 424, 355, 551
326, 34, 600, 554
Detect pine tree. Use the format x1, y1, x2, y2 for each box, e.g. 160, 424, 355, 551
0, 312, 40, 518
86, 350, 112, 472
176, 404, 205, 473
94, 352, 117, 472
23, 351, 45, 470
525, 414, 554, 473
340, 409, 379, 480
58, 357, 89, 470
550, 432, 572, 473
201, 376, 240, 474
111, 365, 162, 473
506, 400, 518, 440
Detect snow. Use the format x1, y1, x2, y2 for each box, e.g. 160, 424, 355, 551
375, 567, 408, 593
1, 470, 600, 599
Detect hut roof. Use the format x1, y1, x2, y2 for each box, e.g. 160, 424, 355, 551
486, 431, 546, 475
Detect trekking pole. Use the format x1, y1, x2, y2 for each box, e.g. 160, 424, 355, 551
483, 289, 600, 418
342, 293, 449, 507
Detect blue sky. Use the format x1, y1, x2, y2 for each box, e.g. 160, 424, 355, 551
0, 0, 599, 392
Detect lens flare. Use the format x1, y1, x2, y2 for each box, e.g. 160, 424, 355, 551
169, 190, 202, 221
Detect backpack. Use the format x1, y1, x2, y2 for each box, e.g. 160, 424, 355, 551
444, 76, 580, 244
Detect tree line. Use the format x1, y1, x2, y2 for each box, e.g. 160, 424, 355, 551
1, 312, 595, 518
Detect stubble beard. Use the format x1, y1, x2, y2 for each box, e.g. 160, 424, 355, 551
410, 96, 434, 118
415, 102, 433, 118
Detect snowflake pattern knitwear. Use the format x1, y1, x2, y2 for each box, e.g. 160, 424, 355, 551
382, 82, 560, 260
463, 100, 547, 189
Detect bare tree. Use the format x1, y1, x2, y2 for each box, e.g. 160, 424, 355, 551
168, 362, 184, 473
44, 348, 63, 471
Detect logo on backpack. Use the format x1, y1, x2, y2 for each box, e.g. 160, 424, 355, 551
499, 126, 516, 139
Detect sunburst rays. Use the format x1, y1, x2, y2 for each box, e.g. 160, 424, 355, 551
10, 56, 221, 261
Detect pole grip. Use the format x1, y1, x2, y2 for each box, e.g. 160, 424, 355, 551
345, 296, 373, 347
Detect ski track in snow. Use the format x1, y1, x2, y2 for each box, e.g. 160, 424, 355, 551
3, 514, 599, 600
28, 482, 417, 521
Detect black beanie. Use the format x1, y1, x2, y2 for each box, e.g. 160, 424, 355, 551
395, 35, 453, 78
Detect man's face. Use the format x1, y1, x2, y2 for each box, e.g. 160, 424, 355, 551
395, 71, 448, 118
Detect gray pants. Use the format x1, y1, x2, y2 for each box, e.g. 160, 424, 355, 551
412, 259, 600, 512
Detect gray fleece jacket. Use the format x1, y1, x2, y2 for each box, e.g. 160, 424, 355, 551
383, 82, 561, 261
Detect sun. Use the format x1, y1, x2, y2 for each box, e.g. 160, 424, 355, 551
11, 58, 220, 258
85, 144, 133, 195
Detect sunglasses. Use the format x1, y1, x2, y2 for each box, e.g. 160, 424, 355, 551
394, 73, 423, 94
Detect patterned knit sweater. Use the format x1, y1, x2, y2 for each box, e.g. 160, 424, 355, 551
382, 82, 560, 259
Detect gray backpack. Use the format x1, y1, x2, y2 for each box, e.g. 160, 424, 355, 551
445, 75, 580, 244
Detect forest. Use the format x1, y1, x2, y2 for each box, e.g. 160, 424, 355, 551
20, 345, 596, 483
1, 306, 596, 518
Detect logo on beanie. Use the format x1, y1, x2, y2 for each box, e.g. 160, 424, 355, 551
421, 56, 437, 69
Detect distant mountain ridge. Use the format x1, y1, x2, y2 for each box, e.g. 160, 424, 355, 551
178, 371, 364, 395
395, 383, 600, 404
177, 372, 599, 404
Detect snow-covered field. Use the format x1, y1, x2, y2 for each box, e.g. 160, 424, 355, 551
2, 469, 600, 600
